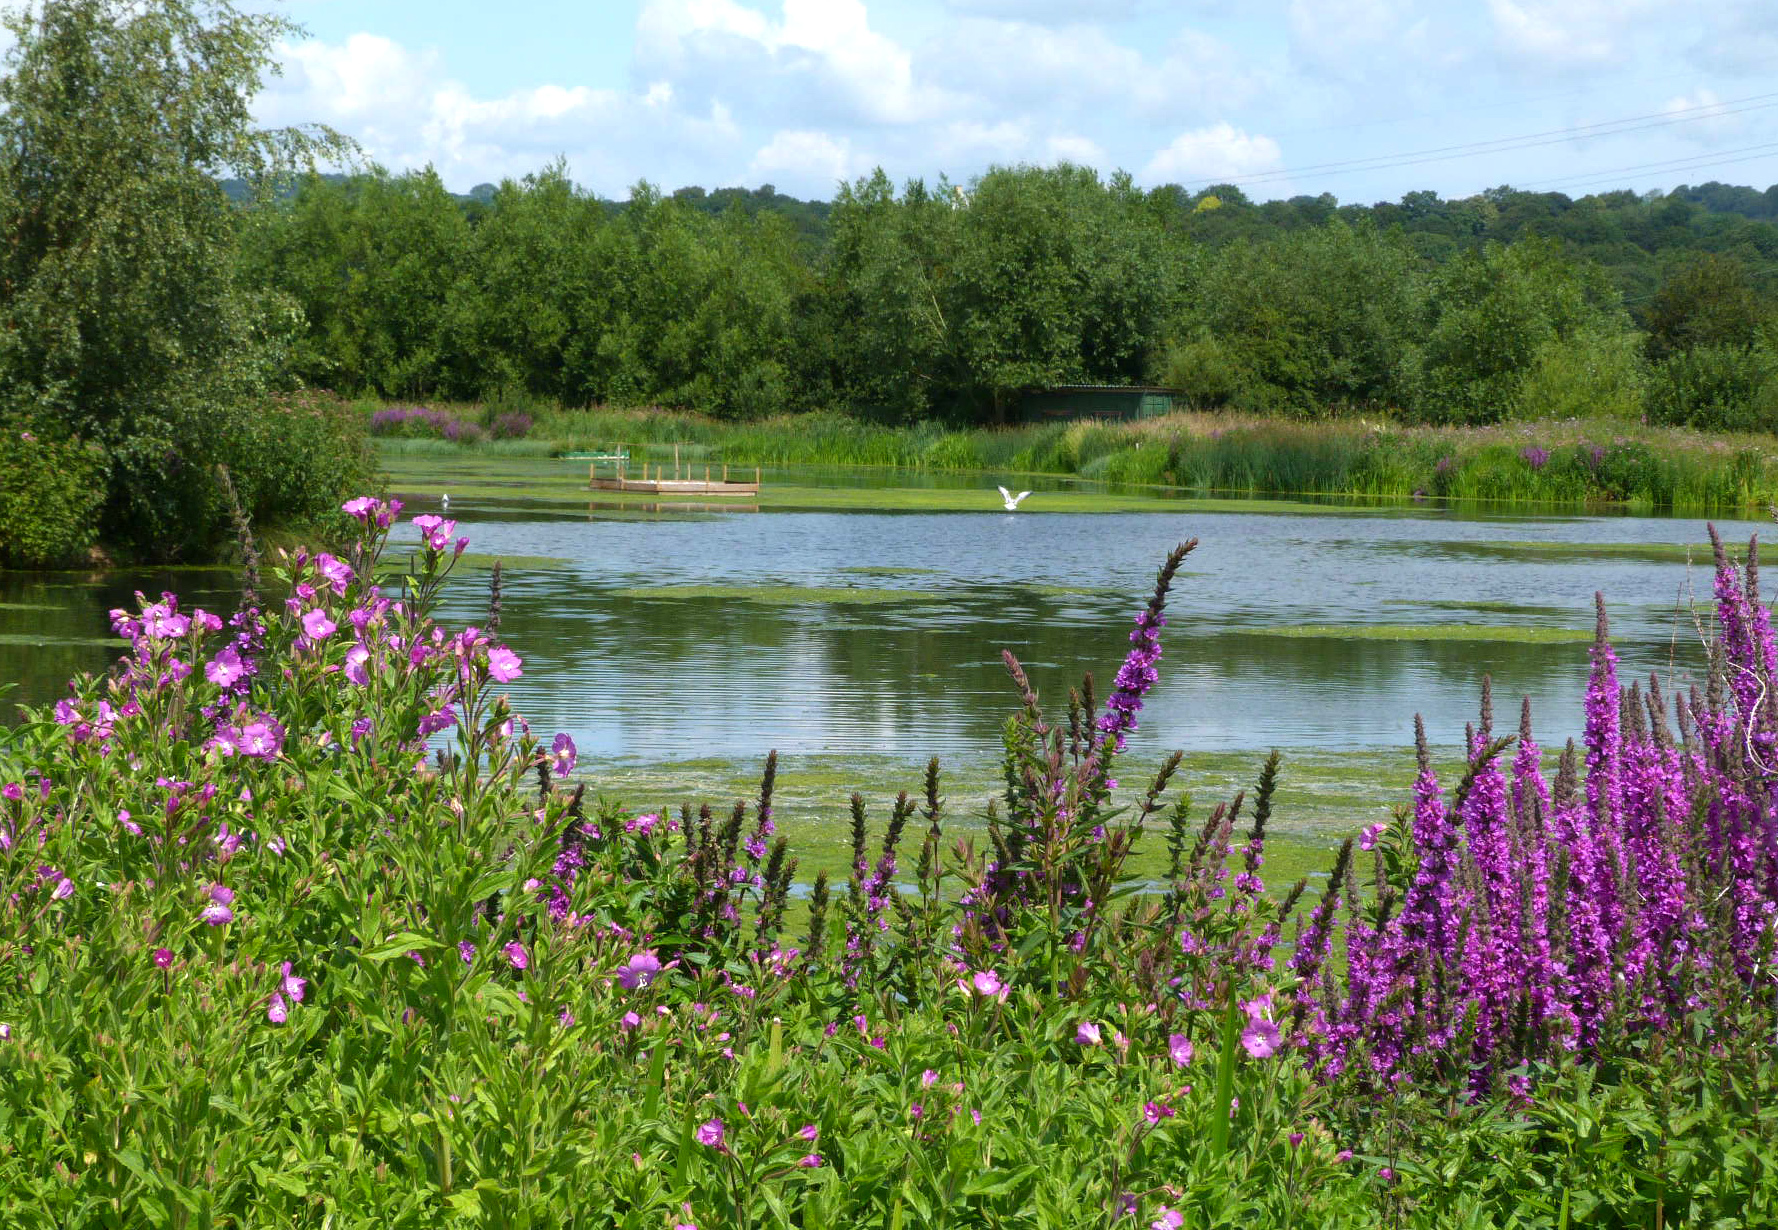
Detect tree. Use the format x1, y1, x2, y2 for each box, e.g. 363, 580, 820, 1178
1644, 252, 1769, 359
0, 0, 353, 561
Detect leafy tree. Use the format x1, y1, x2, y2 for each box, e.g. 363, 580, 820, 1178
1406, 237, 1635, 423
1645, 252, 1769, 359
0, 0, 354, 561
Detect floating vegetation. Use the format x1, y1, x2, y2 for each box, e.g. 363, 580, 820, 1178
1250, 622, 1592, 644
613, 583, 942, 605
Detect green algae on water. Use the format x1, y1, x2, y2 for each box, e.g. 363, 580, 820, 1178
1250, 623, 1591, 644
613, 583, 943, 605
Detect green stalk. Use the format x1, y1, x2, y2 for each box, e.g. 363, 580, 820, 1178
1210, 996, 1241, 1159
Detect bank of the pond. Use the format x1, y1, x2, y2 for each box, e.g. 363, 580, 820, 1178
364, 399, 1778, 513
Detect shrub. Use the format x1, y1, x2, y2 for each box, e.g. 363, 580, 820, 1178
1645, 343, 1778, 432
0, 426, 107, 568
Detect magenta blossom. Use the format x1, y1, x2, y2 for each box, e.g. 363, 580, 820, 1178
152, 948, 174, 969
280, 962, 306, 1002
1241, 1016, 1281, 1059
798, 1124, 818, 1141
551, 732, 578, 776
504, 942, 529, 970
617, 951, 663, 990
798, 1154, 822, 1168
300, 609, 336, 641
1076, 1021, 1102, 1046
487, 646, 523, 682
200, 901, 233, 926
205, 646, 247, 688
1152, 1209, 1184, 1230
695, 1118, 725, 1150
1167, 1033, 1194, 1067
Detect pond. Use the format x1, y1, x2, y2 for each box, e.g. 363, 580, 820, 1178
0, 459, 1762, 868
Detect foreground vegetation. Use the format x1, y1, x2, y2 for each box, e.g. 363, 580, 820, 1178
375, 401, 1778, 513
3, 501, 1777, 1226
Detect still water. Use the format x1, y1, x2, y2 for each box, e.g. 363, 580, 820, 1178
2, 488, 1759, 780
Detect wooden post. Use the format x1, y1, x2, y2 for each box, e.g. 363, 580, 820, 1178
755, 466, 760, 488
723, 463, 728, 483
674, 442, 680, 480
705, 464, 710, 484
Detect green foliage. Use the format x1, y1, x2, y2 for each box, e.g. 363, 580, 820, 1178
0, 0, 358, 561
1408, 237, 1635, 424
1513, 325, 1646, 421
1646, 343, 1778, 432
1166, 221, 1422, 416
0, 424, 106, 567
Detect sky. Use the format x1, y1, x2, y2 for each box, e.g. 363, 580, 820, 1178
245, 0, 1778, 205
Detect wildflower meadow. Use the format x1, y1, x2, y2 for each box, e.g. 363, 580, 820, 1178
2, 500, 1777, 1227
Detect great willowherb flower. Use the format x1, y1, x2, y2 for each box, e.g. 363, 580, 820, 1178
1076, 1021, 1102, 1046
504, 942, 529, 970
1152, 1209, 1185, 1230
1167, 1033, 1194, 1066
551, 732, 577, 776
300, 609, 336, 642
267, 994, 288, 1024
798, 1124, 818, 1141
617, 951, 663, 990
153, 948, 173, 969
620, 1011, 641, 1030
280, 962, 305, 1002
695, 1119, 725, 1150
487, 646, 522, 682
1142, 1101, 1175, 1125
205, 646, 247, 688
1241, 1016, 1281, 1058
798, 1154, 822, 1168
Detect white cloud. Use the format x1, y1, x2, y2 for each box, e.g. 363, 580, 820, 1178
1485, 0, 1662, 70
636, 0, 955, 127
750, 129, 855, 187
1660, 88, 1745, 144
1288, 0, 1442, 81
1142, 123, 1283, 185
257, 33, 741, 194
1046, 134, 1108, 166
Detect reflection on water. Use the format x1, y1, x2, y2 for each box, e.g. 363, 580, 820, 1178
2, 498, 1755, 774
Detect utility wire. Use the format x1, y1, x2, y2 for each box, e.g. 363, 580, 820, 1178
1179, 91, 1778, 189
1514, 140, 1778, 189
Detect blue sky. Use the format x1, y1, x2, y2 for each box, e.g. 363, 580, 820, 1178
250, 0, 1778, 204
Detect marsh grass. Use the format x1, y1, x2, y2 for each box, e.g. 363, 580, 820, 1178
363, 399, 1778, 513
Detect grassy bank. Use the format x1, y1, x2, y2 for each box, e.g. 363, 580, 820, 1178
363, 398, 1778, 513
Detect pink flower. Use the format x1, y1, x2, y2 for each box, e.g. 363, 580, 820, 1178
341, 496, 376, 521
550, 732, 577, 776
1358, 822, 1386, 851
921, 1069, 938, 1087
798, 1124, 818, 1141
1, 783, 20, 802
621, 1011, 641, 1030
267, 993, 288, 1024
968, 969, 1007, 999
300, 609, 336, 641
152, 948, 174, 969
344, 643, 371, 686
504, 942, 529, 970
1142, 1101, 1175, 1125
695, 1118, 725, 1150
1152, 1208, 1184, 1230
1168, 1033, 1194, 1067
798, 1154, 822, 1168
1241, 1016, 1282, 1059
205, 646, 247, 688
280, 962, 306, 1002
200, 902, 233, 926
1076, 1021, 1102, 1046
617, 951, 662, 990
487, 646, 522, 682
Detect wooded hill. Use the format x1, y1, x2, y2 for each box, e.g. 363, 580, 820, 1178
234, 166, 1778, 430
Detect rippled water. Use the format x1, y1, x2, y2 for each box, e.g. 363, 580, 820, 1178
6, 479, 1748, 778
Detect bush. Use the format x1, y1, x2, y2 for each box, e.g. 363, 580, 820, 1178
0, 426, 107, 568
1645, 343, 1778, 432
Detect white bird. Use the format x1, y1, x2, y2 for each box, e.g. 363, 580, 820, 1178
997, 486, 1031, 511
441, 493, 450, 509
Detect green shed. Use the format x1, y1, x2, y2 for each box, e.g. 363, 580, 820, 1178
1016, 385, 1180, 423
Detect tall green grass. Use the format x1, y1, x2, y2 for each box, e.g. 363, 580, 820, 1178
358, 398, 1778, 513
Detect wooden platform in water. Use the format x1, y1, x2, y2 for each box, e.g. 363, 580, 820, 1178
588, 476, 759, 496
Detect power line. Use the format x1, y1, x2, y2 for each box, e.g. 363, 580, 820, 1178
1524, 147, 1778, 194
1514, 141, 1778, 189
1178, 90, 1778, 189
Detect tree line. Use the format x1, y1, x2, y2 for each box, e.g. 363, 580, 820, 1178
238, 164, 1778, 431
